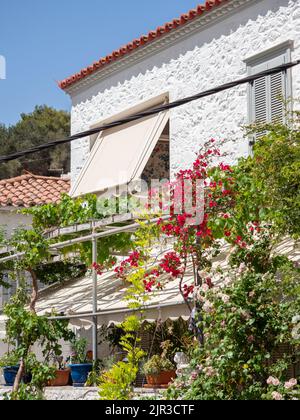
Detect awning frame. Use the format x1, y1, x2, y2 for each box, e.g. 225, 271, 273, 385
0, 215, 172, 361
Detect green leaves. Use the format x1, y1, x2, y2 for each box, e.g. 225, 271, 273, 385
0, 106, 70, 180
70, 338, 89, 364
243, 110, 300, 236
1, 286, 75, 399
172, 265, 300, 400
23, 193, 100, 230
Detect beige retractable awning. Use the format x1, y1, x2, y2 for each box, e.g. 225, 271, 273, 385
71, 109, 169, 197
35, 268, 193, 328
34, 237, 299, 329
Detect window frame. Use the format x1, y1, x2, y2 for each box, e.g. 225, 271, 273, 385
244, 40, 294, 130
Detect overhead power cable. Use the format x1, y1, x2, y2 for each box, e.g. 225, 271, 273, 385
0, 59, 299, 165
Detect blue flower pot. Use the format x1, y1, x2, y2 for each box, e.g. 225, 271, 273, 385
69, 364, 92, 387
3, 366, 19, 387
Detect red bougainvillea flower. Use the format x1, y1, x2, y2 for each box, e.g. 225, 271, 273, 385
235, 236, 248, 249
143, 279, 156, 292
160, 252, 183, 278
222, 213, 230, 219
219, 163, 233, 173
143, 268, 164, 293
114, 252, 141, 280
183, 284, 194, 299
205, 278, 214, 289
127, 251, 141, 268
222, 189, 232, 197
92, 257, 117, 276
92, 262, 104, 276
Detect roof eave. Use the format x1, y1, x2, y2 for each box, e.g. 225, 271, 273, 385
60, 0, 253, 96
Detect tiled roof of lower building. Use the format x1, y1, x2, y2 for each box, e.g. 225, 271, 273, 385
0, 172, 70, 208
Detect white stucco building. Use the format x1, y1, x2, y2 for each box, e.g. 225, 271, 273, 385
59, 0, 300, 197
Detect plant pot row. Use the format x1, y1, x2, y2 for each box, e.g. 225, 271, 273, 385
2, 364, 93, 388
3, 365, 175, 389
48, 364, 93, 387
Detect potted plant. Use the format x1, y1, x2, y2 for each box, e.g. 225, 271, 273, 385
143, 341, 176, 388
48, 355, 71, 387
0, 352, 20, 387
68, 338, 93, 387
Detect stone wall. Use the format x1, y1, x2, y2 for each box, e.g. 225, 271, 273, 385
0, 387, 160, 400
0, 387, 99, 401
69, 0, 300, 187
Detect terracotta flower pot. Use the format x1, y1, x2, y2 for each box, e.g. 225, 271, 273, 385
146, 370, 176, 387
48, 369, 70, 387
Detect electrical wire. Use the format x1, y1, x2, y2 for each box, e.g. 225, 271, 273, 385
0, 59, 299, 165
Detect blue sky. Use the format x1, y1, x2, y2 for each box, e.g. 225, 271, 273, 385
0, 0, 199, 126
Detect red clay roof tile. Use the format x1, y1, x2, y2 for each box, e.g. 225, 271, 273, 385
0, 173, 70, 208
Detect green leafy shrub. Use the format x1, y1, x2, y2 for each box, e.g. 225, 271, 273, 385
0, 351, 20, 368
3, 287, 75, 399
69, 338, 90, 365
167, 263, 300, 400
143, 355, 175, 376
35, 261, 87, 286
98, 315, 145, 400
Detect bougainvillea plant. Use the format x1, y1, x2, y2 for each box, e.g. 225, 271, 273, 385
101, 111, 300, 400
166, 261, 300, 401
164, 111, 300, 401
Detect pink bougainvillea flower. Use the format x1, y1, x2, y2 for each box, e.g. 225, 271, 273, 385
272, 392, 283, 401
267, 377, 280, 386
203, 300, 214, 313
204, 366, 215, 377
201, 283, 209, 293
285, 378, 297, 389
220, 294, 230, 304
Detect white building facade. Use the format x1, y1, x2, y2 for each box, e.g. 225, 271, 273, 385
60, 0, 300, 195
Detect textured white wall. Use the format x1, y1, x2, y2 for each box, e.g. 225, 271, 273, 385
0, 210, 32, 314
0, 209, 32, 238
70, 0, 300, 186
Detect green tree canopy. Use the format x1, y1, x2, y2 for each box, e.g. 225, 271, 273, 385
0, 106, 70, 179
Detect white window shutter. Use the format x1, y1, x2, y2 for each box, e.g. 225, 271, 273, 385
249, 61, 268, 141
254, 77, 268, 124
270, 72, 285, 123
247, 43, 292, 142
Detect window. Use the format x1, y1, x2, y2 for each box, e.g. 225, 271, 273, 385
71, 94, 170, 197
245, 41, 293, 138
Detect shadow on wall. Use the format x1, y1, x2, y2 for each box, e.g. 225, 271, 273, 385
71, 0, 291, 105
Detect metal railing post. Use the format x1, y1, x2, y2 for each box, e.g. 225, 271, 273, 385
92, 234, 98, 362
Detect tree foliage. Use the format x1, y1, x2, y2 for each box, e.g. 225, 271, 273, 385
0, 106, 70, 179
